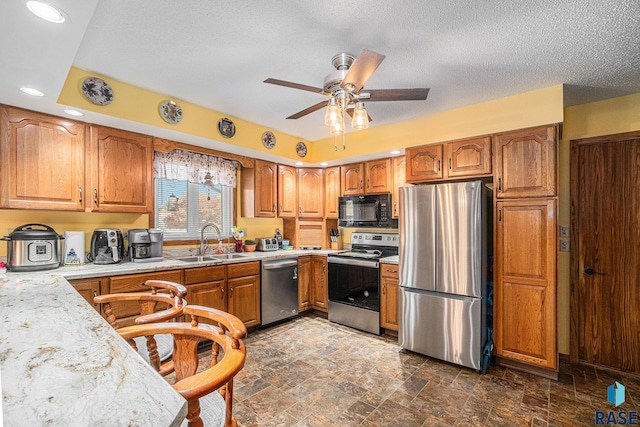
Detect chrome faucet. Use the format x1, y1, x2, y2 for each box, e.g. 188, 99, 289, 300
199, 223, 221, 255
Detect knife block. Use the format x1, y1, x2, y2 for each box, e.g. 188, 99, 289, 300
330, 240, 343, 250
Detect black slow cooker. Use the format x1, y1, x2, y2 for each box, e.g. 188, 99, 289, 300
2, 224, 64, 271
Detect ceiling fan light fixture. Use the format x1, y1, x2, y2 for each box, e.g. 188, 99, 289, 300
329, 118, 344, 135
351, 102, 369, 130
324, 98, 342, 126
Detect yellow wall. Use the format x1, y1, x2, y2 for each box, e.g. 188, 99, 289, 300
555, 92, 640, 355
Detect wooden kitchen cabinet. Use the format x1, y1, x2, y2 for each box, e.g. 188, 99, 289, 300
391, 156, 407, 218
406, 144, 443, 182
445, 135, 492, 178
277, 164, 297, 217
364, 158, 392, 194
298, 256, 312, 312
495, 198, 557, 371
380, 263, 399, 331
310, 256, 328, 311
0, 105, 86, 211
87, 125, 153, 213
494, 125, 557, 198
227, 261, 261, 327
241, 159, 277, 217
298, 168, 324, 217
341, 163, 364, 195
69, 278, 102, 312
324, 166, 340, 218
184, 266, 227, 323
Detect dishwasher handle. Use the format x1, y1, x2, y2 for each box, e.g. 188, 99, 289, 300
262, 259, 299, 270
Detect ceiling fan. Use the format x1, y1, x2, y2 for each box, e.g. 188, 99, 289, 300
264, 48, 430, 127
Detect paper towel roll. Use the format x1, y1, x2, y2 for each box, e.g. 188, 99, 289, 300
63, 231, 85, 266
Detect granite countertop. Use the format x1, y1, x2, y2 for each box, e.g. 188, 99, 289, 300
379, 255, 399, 264
0, 273, 187, 426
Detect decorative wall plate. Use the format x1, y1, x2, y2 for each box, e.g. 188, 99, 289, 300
159, 100, 183, 124
218, 118, 235, 138
262, 131, 276, 149
81, 77, 114, 105
296, 141, 307, 158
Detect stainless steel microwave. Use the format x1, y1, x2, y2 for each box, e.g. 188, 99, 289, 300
338, 194, 396, 228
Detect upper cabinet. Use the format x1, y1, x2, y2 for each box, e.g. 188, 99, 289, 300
324, 166, 340, 219
298, 168, 324, 217
391, 156, 407, 219
341, 162, 364, 195
277, 165, 297, 218
341, 159, 391, 195
406, 136, 492, 183
87, 125, 153, 213
0, 106, 86, 211
494, 125, 557, 199
241, 159, 277, 217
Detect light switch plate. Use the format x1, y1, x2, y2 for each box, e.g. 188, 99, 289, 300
560, 240, 570, 252
559, 225, 569, 238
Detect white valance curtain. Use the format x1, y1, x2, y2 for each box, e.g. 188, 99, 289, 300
153, 149, 238, 188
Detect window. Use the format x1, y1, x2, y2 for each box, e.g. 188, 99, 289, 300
153, 149, 237, 241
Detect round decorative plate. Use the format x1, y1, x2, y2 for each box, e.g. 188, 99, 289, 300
159, 100, 183, 124
81, 77, 114, 106
296, 141, 307, 158
262, 131, 276, 149
218, 118, 235, 138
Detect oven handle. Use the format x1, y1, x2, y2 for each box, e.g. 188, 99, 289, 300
328, 257, 379, 268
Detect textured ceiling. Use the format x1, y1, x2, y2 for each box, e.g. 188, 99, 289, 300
2, 0, 640, 148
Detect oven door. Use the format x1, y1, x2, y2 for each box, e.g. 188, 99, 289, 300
328, 256, 380, 311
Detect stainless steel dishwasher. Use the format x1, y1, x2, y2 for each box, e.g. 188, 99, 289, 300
261, 258, 299, 326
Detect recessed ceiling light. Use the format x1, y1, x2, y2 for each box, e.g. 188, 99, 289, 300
295, 162, 304, 166
19, 87, 44, 97
26, 1, 66, 23
64, 108, 83, 117
390, 150, 402, 155
320, 162, 329, 166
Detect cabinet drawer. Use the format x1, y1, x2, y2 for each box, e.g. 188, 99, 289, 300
108, 270, 183, 293
380, 263, 399, 278
227, 261, 260, 279
184, 266, 225, 284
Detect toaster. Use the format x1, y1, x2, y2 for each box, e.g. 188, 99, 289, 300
256, 237, 279, 251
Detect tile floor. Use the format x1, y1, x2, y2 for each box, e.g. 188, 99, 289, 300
205, 313, 640, 426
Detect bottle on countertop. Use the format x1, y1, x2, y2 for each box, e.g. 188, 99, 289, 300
275, 228, 283, 249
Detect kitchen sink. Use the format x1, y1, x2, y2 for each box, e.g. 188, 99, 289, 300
176, 256, 223, 263
210, 253, 248, 260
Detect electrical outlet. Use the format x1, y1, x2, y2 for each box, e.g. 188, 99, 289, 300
559, 225, 569, 238
560, 239, 570, 252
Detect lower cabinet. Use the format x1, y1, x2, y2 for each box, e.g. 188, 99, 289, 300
298, 256, 312, 312
380, 263, 399, 331
184, 266, 227, 319
69, 278, 102, 312
298, 255, 327, 312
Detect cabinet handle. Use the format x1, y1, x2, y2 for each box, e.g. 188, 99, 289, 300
322, 264, 325, 274
229, 287, 233, 298
79, 186, 83, 203
497, 178, 502, 192
498, 209, 502, 222
382, 283, 386, 295
93, 188, 98, 205
386, 269, 396, 274
367, 178, 370, 190
359, 179, 363, 190
437, 160, 441, 171
93, 290, 98, 307
299, 206, 302, 215
221, 287, 225, 299
449, 158, 452, 170
394, 202, 397, 215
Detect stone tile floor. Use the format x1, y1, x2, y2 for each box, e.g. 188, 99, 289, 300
202, 313, 640, 426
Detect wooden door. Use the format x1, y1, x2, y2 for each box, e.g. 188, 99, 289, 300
253, 160, 277, 217
494, 125, 557, 198
187, 281, 227, 322
364, 159, 391, 194
405, 144, 443, 182
324, 166, 341, 218
380, 263, 399, 331
311, 256, 328, 311
69, 278, 101, 312
298, 256, 311, 312
227, 275, 261, 327
0, 106, 85, 210
571, 133, 640, 373
298, 168, 324, 217
495, 199, 557, 369
341, 163, 364, 195
87, 125, 153, 213
391, 156, 406, 218
445, 135, 492, 178
278, 165, 297, 217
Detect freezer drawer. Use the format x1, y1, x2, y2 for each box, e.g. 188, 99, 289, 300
399, 288, 483, 370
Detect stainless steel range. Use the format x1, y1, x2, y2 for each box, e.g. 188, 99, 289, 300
327, 232, 399, 335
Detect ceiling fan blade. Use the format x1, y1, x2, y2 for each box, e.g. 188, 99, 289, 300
365, 88, 430, 102
286, 100, 328, 119
264, 78, 325, 94
341, 48, 386, 93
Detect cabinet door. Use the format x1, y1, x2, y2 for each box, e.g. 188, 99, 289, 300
341, 163, 364, 195
380, 264, 399, 331
87, 125, 153, 212
69, 278, 101, 312
445, 136, 492, 178
298, 168, 324, 217
298, 256, 311, 312
324, 166, 341, 218
278, 165, 297, 218
0, 106, 85, 210
254, 160, 277, 217
187, 281, 227, 323
228, 275, 261, 327
495, 199, 557, 370
311, 256, 328, 311
406, 144, 443, 182
391, 156, 407, 219
494, 125, 557, 198
365, 158, 391, 194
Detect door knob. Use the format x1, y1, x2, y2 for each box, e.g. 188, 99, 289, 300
584, 267, 606, 276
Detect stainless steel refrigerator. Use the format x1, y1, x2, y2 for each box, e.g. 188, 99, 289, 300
398, 181, 492, 371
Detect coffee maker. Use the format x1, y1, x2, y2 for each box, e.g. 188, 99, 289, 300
128, 229, 163, 263
90, 229, 125, 264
